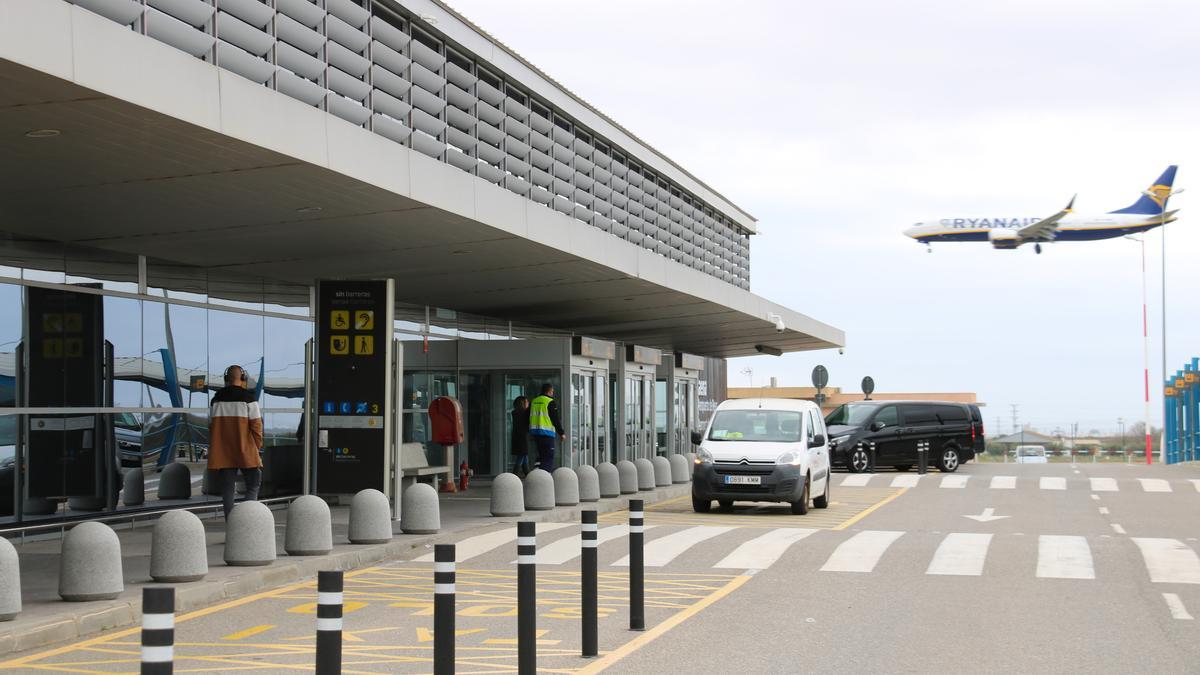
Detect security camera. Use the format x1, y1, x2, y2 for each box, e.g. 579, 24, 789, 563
767, 313, 785, 333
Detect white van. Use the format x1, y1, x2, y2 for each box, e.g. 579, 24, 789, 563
1015, 445, 1048, 464
691, 398, 831, 514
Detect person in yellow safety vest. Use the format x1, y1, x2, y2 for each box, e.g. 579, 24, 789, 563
528, 383, 565, 472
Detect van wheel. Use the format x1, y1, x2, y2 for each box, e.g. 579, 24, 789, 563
692, 496, 712, 513
718, 500, 734, 512
894, 465, 912, 472
937, 448, 960, 473
813, 474, 830, 509
790, 477, 810, 515
847, 448, 869, 473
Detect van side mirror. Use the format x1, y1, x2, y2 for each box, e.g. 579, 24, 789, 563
870, 421, 886, 432
690, 430, 704, 446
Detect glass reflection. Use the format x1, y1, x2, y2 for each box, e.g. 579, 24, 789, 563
208, 309, 264, 400
105, 297, 142, 408
0, 283, 20, 407
143, 301, 209, 409
262, 317, 308, 410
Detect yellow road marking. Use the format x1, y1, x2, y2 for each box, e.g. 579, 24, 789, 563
832, 487, 907, 530
413, 627, 487, 643
222, 624, 275, 641
577, 574, 751, 674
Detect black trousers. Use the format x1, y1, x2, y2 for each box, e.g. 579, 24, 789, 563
220, 467, 262, 519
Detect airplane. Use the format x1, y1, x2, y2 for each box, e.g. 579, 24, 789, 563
903, 165, 1180, 254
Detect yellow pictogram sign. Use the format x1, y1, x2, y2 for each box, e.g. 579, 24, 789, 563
354, 310, 374, 330
43, 338, 63, 358
64, 338, 83, 358
354, 335, 374, 356
64, 313, 83, 333
330, 335, 350, 355
331, 311, 350, 330
42, 313, 62, 333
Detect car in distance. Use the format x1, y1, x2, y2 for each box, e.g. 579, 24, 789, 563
1015, 445, 1048, 463
691, 398, 831, 515
825, 400, 979, 473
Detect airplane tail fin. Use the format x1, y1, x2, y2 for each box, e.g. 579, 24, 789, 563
1109, 165, 1178, 214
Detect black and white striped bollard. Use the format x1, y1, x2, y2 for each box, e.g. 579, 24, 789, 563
868, 441, 877, 473
581, 510, 598, 657
918, 441, 928, 474
434, 544, 456, 675
517, 521, 537, 675
315, 570, 343, 675
629, 499, 645, 631
140, 587, 174, 675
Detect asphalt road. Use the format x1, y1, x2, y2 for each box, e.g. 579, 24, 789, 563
6, 460, 1198, 673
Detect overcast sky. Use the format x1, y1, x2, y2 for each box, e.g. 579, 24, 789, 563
447, 0, 1200, 434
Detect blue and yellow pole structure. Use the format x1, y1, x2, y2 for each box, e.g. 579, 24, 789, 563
1187, 359, 1199, 462
1176, 371, 1188, 463
1164, 378, 1178, 465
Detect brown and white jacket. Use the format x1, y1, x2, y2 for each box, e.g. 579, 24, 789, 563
207, 386, 264, 469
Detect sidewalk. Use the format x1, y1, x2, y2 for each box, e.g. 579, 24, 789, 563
0, 482, 691, 655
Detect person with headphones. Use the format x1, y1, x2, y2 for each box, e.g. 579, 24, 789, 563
208, 364, 264, 519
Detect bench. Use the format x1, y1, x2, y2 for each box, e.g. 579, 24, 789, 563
400, 443, 452, 488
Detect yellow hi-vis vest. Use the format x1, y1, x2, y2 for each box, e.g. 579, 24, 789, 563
529, 395, 555, 437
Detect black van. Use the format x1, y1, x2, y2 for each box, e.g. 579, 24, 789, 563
824, 401, 980, 473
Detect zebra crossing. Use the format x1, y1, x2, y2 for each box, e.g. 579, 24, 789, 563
838, 473, 1200, 493
412, 522, 1200, 583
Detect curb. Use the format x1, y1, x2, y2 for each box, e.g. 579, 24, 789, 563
0, 483, 691, 657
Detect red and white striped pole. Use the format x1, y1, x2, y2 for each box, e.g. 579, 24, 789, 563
1140, 237, 1153, 464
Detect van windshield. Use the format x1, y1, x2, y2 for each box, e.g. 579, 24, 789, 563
824, 403, 876, 427
708, 410, 802, 442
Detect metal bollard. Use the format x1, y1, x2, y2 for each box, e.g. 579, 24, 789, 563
918, 441, 927, 474
868, 442, 877, 473
316, 570, 343, 675
629, 499, 645, 631
581, 510, 598, 658
517, 521, 536, 675
141, 587, 175, 675
434, 545, 455, 675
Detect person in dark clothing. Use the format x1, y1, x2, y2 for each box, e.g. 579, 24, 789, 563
510, 396, 531, 476
528, 383, 565, 472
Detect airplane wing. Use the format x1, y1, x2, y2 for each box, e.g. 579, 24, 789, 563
1016, 195, 1075, 242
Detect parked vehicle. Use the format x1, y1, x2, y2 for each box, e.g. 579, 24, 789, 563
825, 400, 979, 473
691, 398, 831, 515
1015, 445, 1048, 463
114, 412, 144, 467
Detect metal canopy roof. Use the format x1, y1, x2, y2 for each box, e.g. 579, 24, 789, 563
0, 24, 843, 358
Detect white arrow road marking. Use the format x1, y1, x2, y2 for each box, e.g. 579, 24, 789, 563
1163, 593, 1194, 620
1037, 535, 1095, 579
964, 507, 1009, 523
927, 533, 992, 576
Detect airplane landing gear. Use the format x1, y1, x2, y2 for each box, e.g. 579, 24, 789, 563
1035, 243, 1043, 254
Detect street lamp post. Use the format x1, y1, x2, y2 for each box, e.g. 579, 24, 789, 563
1148, 184, 1184, 463
1126, 235, 1155, 465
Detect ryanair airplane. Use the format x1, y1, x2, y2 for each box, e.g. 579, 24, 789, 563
904, 166, 1180, 253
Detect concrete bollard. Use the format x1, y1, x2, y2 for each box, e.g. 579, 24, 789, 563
651, 456, 672, 487
157, 462, 192, 500
285, 495, 333, 556
0, 537, 20, 621
616, 460, 639, 495
401, 483, 441, 534
686, 453, 697, 477
596, 462, 620, 498
150, 510, 208, 583
67, 496, 106, 511
224, 501, 276, 566
634, 458, 656, 491
575, 465, 600, 502
490, 473, 524, 517
552, 467, 580, 506
59, 522, 124, 601
123, 468, 145, 506
349, 489, 393, 544
669, 454, 691, 484
523, 468, 555, 511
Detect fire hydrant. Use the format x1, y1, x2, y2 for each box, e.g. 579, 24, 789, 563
458, 460, 472, 491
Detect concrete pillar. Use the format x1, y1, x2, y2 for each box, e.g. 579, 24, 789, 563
616, 460, 639, 495
523, 468, 554, 510
651, 456, 672, 487
224, 501, 276, 567
400, 483, 440, 534
59, 522, 123, 601
0, 537, 20, 621
348, 489, 393, 544
285, 495, 333, 556
552, 467, 579, 506
490, 473, 524, 517
634, 458, 656, 491
157, 462, 192, 500
669, 454, 691, 484
575, 465, 600, 502
596, 462, 620, 498
150, 510, 208, 583
123, 468, 145, 506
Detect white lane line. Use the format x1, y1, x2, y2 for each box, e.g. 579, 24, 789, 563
1163, 593, 1195, 620
1139, 478, 1172, 493
1090, 495, 1100, 501
528, 525, 651, 565
612, 525, 733, 567
990, 476, 1016, 489
840, 474, 873, 487
1098, 507, 1109, 515
891, 475, 920, 488
940, 475, 968, 489
820, 530, 905, 573
1190, 479, 1200, 493
926, 533, 992, 576
1036, 535, 1095, 580
1132, 538, 1200, 584
714, 528, 818, 570
1039, 477, 1066, 491
415, 523, 572, 562
1111, 524, 1126, 535
1089, 477, 1119, 492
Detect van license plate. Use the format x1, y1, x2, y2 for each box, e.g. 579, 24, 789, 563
724, 475, 761, 485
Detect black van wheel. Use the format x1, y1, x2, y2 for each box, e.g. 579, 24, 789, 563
847, 448, 870, 473
894, 465, 912, 472
813, 474, 830, 509
692, 496, 712, 513
790, 476, 810, 515
938, 447, 960, 473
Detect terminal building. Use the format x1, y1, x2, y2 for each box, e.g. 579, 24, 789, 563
0, 0, 843, 527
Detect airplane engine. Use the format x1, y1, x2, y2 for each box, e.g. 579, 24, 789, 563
988, 229, 1020, 250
